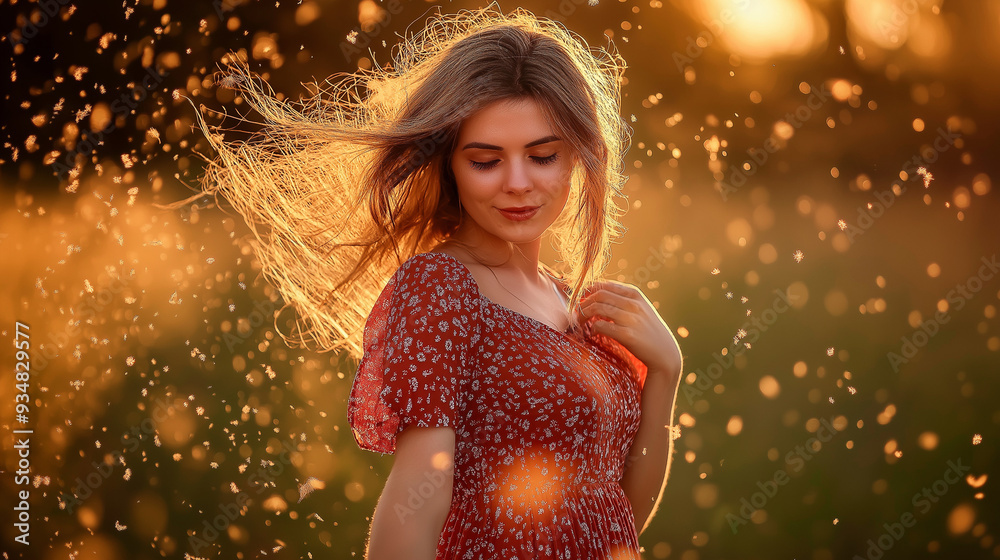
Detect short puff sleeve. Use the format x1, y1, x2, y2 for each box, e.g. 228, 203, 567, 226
347, 254, 482, 454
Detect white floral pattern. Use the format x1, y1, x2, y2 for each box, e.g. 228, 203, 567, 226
349, 252, 648, 559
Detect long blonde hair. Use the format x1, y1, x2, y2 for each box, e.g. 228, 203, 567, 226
167, 3, 633, 361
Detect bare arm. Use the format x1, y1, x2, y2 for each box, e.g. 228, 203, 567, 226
366, 426, 456, 560
619, 367, 682, 536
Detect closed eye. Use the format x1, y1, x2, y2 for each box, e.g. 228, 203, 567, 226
469, 153, 560, 171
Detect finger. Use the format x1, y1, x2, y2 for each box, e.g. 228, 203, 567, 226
591, 318, 622, 338
583, 290, 631, 312
582, 303, 628, 328
583, 301, 618, 317
592, 280, 634, 294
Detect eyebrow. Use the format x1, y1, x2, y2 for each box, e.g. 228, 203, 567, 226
460, 135, 561, 151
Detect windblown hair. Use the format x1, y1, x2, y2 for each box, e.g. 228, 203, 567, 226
172, 3, 633, 361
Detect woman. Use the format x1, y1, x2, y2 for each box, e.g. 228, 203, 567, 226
178, 4, 683, 559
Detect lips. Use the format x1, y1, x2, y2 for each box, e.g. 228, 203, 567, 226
497, 206, 540, 221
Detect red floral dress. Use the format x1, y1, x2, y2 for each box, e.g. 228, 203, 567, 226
348, 251, 648, 559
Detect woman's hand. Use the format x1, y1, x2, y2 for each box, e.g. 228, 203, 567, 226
574, 280, 682, 379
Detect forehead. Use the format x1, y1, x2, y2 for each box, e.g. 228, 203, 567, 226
456, 97, 556, 142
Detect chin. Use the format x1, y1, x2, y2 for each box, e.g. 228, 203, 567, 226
488, 221, 544, 240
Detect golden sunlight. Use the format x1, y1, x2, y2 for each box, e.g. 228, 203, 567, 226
689, 0, 827, 61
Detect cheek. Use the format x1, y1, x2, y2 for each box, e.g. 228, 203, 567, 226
541, 161, 574, 186
453, 167, 494, 201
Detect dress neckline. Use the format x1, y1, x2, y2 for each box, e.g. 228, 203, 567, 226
423, 251, 577, 337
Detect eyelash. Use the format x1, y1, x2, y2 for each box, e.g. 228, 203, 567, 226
469, 153, 560, 171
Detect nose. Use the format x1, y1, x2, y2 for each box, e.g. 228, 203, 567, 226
503, 157, 533, 194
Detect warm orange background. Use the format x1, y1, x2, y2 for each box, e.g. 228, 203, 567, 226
1, 1, 997, 559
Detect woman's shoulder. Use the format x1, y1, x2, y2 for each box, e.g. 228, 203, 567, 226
391, 250, 478, 293
403, 249, 469, 273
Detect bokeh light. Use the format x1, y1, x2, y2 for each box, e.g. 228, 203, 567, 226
1, 1, 997, 559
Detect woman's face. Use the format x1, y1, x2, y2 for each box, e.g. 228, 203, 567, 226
450, 96, 575, 246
